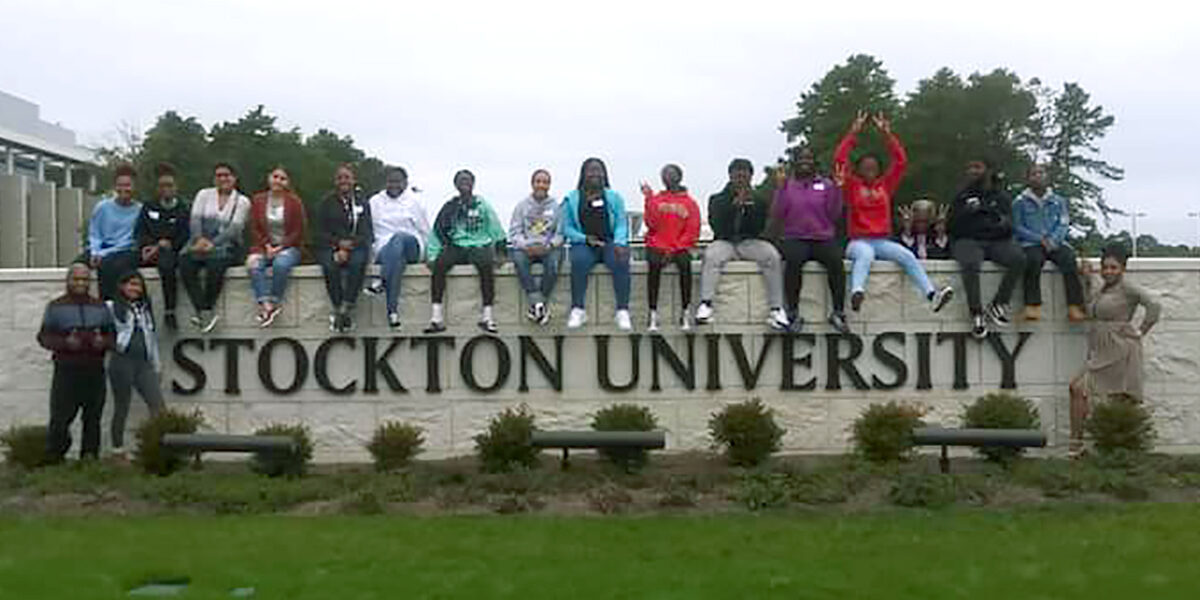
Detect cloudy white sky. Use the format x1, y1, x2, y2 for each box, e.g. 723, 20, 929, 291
3, 0, 1197, 244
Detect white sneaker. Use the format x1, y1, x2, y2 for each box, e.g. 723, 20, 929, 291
615, 309, 633, 331
567, 307, 588, 329
768, 308, 791, 331
647, 310, 660, 332
680, 313, 693, 331
201, 312, 221, 334
695, 301, 715, 324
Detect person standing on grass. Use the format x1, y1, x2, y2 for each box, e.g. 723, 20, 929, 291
105, 270, 165, 459
695, 158, 790, 331
424, 170, 508, 334
949, 158, 1026, 339
509, 169, 563, 326
772, 146, 848, 334
835, 111, 953, 316
640, 164, 700, 332
180, 162, 251, 333
562, 157, 633, 331
88, 164, 142, 301
38, 264, 115, 463
1013, 164, 1086, 323
247, 167, 307, 329
134, 162, 190, 330
316, 164, 373, 334
368, 166, 430, 330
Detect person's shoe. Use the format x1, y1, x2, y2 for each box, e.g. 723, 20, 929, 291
164, 312, 178, 331
329, 313, 339, 333
201, 312, 221, 334
364, 279, 385, 297
695, 301, 715, 324
261, 305, 283, 328
647, 310, 661, 333
828, 311, 850, 335
850, 291, 865, 312
190, 313, 205, 330
929, 286, 954, 313
342, 313, 356, 333
680, 312, 693, 332
424, 321, 447, 334
615, 309, 633, 331
1068, 304, 1087, 323
788, 316, 805, 333
567, 307, 588, 329
387, 312, 402, 330
108, 446, 128, 461
254, 308, 268, 326
526, 304, 540, 323
768, 308, 790, 331
537, 304, 552, 326
971, 313, 988, 339
986, 302, 1011, 328
478, 317, 499, 334
1023, 305, 1042, 321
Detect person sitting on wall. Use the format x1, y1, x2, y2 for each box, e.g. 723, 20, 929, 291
895, 198, 950, 260
835, 111, 953, 316
105, 270, 165, 460
247, 166, 307, 329
368, 166, 430, 331
88, 164, 142, 301
562, 157, 633, 331
949, 158, 1027, 339
316, 164, 373, 334
1013, 164, 1086, 323
509, 169, 563, 326
37, 263, 115, 463
640, 163, 701, 332
695, 158, 789, 331
134, 162, 190, 330
179, 162, 251, 334
772, 146, 849, 334
424, 170, 507, 334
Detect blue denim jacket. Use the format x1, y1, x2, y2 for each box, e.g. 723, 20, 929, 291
1012, 188, 1070, 248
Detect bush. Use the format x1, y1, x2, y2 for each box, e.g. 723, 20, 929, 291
962, 393, 1040, 463
367, 421, 425, 472
474, 404, 539, 473
133, 409, 205, 476
852, 402, 924, 463
1, 425, 47, 470
734, 472, 792, 510
1086, 394, 1155, 455
250, 424, 314, 478
708, 399, 786, 467
888, 472, 958, 508
591, 404, 659, 471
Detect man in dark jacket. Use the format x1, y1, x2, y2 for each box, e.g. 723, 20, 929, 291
38, 263, 115, 462
134, 163, 190, 329
695, 158, 789, 330
316, 164, 373, 333
949, 159, 1026, 338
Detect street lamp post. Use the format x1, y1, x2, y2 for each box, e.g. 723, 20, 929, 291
1188, 212, 1200, 257
1131, 211, 1148, 258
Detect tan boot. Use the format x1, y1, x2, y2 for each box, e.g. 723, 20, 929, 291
1023, 305, 1041, 321
1068, 305, 1087, 322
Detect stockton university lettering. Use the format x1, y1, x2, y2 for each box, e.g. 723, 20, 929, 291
170, 332, 1033, 396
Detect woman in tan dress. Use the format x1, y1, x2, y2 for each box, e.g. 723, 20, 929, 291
1069, 244, 1161, 453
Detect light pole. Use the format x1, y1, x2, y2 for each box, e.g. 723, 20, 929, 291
1189, 212, 1200, 257
1130, 211, 1148, 258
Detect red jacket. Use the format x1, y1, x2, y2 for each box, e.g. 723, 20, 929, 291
644, 189, 701, 253
833, 131, 907, 239
249, 191, 307, 255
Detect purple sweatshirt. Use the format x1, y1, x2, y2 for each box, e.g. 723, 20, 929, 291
772, 176, 842, 241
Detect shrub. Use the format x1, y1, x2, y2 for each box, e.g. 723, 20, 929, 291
367, 421, 425, 472
1086, 394, 1155, 455
474, 404, 539, 473
734, 472, 792, 510
587, 483, 633, 514
1, 425, 47, 470
852, 402, 924, 463
591, 403, 659, 471
250, 423, 314, 478
708, 399, 786, 467
962, 392, 1040, 463
133, 409, 205, 476
888, 472, 957, 508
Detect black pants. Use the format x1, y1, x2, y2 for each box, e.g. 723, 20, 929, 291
647, 248, 692, 310
952, 238, 1026, 314
317, 246, 369, 310
180, 251, 239, 312
45, 362, 106, 462
781, 239, 846, 313
155, 246, 180, 312
97, 251, 138, 301
1024, 245, 1084, 307
431, 245, 496, 305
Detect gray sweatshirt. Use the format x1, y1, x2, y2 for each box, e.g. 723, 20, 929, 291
508, 195, 563, 249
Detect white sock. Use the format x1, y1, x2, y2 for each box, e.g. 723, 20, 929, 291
482, 305, 494, 322
431, 303, 444, 323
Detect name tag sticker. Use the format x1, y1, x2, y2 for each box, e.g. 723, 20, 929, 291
353, 205, 364, 215
468, 209, 480, 217
590, 199, 604, 208
148, 210, 160, 219
813, 183, 825, 191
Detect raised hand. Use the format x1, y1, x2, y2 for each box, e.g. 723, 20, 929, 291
873, 113, 892, 135
832, 162, 850, 187
897, 205, 913, 233
851, 110, 869, 133
640, 181, 653, 197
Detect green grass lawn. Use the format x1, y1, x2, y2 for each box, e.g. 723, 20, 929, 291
1, 505, 1198, 599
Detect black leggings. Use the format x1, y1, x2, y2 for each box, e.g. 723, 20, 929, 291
647, 249, 692, 310
781, 239, 846, 313
431, 244, 496, 305
180, 251, 239, 312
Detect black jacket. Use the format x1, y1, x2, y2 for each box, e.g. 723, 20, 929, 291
950, 181, 1012, 241
135, 198, 190, 250
708, 184, 771, 243
315, 190, 373, 251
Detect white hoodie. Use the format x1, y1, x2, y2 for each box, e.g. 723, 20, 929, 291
368, 189, 431, 257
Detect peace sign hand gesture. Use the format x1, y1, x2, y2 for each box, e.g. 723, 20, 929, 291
832, 162, 850, 187
872, 113, 892, 135
851, 110, 870, 133
640, 181, 654, 197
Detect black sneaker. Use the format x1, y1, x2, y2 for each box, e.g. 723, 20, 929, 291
424, 321, 447, 334
971, 313, 988, 339
341, 313, 356, 333
850, 291, 865, 312
387, 312, 402, 330
164, 312, 177, 331
986, 302, 1011, 328
364, 279, 384, 297
537, 304, 552, 326
478, 318, 498, 334
788, 316, 805, 334
828, 311, 849, 335
525, 305, 540, 323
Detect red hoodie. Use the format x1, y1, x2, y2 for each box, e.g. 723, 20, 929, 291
644, 190, 700, 254
833, 131, 907, 239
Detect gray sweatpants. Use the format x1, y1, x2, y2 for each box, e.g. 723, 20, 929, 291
108, 354, 165, 448
699, 239, 784, 309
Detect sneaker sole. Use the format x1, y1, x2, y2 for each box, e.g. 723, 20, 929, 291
933, 289, 954, 313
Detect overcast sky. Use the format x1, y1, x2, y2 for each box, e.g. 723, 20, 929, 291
3, 0, 1197, 244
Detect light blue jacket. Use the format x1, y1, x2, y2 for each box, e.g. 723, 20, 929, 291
560, 188, 629, 247
88, 197, 142, 258
1012, 188, 1070, 248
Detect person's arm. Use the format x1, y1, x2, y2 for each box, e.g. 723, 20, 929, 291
682, 196, 701, 248
826, 183, 845, 225
508, 201, 528, 249
36, 304, 65, 352
1132, 284, 1162, 335
560, 193, 586, 245
189, 192, 205, 244
355, 200, 374, 250
610, 191, 630, 246
96, 307, 116, 352
481, 200, 507, 254
173, 203, 191, 249
1049, 195, 1071, 246
1011, 197, 1038, 245
88, 202, 106, 259
833, 131, 858, 186
881, 132, 908, 194
549, 201, 564, 248
134, 206, 152, 250
282, 196, 307, 250
213, 196, 250, 249
248, 197, 267, 255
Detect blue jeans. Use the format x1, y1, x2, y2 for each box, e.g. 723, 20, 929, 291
569, 243, 630, 310
249, 247, 301, 304
847, 238, 935, 299
376, 233, 422, 313
511, 247, 561, 305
